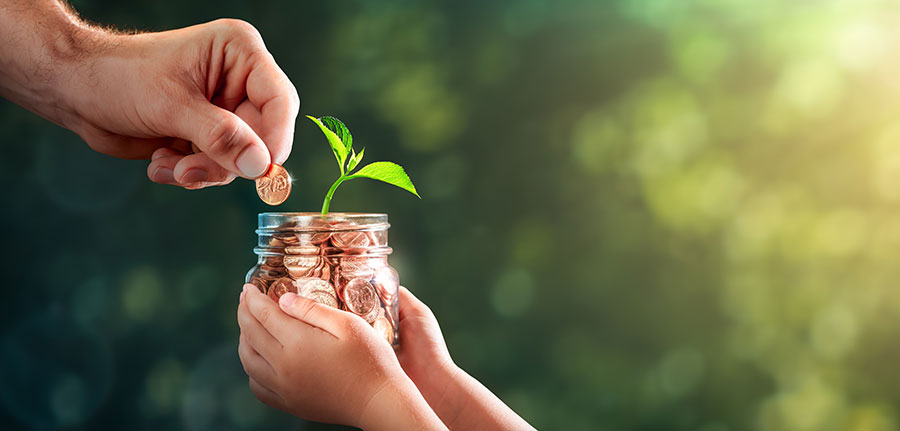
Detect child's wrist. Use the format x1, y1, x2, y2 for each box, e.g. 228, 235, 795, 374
358, 372, 447, 431
416, 358, 464, 401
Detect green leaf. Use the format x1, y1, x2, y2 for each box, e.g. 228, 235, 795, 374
347, 147, 365, 172
306, 115, 348, 172
348, 161, 420, 198
320, 116, 353, 153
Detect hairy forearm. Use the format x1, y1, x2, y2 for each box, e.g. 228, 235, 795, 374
0, 0, 111, 128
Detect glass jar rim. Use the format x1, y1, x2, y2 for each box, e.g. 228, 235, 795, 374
257, 212, 389, 232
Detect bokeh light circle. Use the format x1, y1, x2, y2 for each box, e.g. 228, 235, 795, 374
0, 308, 113, 428
35, 126, 142, 213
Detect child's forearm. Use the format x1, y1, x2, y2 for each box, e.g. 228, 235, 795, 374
419, 362, 535, 431
358, 374, 449, 431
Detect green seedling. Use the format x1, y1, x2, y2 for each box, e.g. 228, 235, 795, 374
307, 115, 420, 215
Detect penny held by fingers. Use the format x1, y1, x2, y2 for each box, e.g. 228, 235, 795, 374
255, 164, 292, 205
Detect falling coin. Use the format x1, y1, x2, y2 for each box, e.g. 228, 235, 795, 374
255, 164, 291, 206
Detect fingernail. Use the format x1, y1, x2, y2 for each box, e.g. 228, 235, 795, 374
240, 289, 246, 302
180, 168, 208, 184
280, 292, 298, 308
151, 167, 175, 184
236, 145, 270, 178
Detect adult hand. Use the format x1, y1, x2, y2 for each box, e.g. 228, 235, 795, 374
0, 2, 300, 189
73, 19, 300, 189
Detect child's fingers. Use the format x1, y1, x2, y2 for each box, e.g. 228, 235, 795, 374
398, 286, 435, 322
238, 334, 278, 385
278, 293, 346, 338
248, 376, 286, 410
245, 283, 316, 343
238, 289, 283, 358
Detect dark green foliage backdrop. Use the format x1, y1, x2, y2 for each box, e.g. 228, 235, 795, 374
2, 0, 899, 430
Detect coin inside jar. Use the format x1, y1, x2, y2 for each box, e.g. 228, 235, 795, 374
332, 231, 370, 249
372, 314, 394, 344
308, 290, 339, 308
246, 213, 401, 346
255, 164, 291, 206
248, 276, 269, 294
284, 255, 320, 268
343, 278, 378, 317
267, 277, 298, 302
301, 278, 336, 296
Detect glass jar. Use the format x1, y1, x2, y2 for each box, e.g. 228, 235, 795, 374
245, 213, 400, 345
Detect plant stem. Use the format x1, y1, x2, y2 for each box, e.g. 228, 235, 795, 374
321, 175, 349, 215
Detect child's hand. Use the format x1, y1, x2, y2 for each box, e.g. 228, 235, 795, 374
236, 284, 446, 430
394, 287, 457, 398
395, 287, 537, 431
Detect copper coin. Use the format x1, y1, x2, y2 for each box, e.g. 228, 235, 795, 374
286, 265, 315, 278
373, 266, 398, 303
258, 264, 287, 280
248, 276, 269, 294
343, 278, 378, 317
284, 245, 320, 255
288, 277, 318, 296
319, 264, 332, 280
255, 164, 291, 206
310, 232, 332, 244
306, 220, 334, 244
362, 303, 380, 323
339, 257, 375, 278
267, 276, 297, 302
303, 278, 335, 296
312, 262, 325, 278
332, 231, 371, 249
284, 255, 320, 268
308, 290, 339, 308
272, 233, 299, 246
372, 313, 394, 344
381, 292, 398, 325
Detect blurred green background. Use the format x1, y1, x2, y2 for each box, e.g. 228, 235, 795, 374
2, 0, 899, 429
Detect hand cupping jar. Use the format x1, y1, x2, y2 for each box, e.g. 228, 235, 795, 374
246, 212, 400, 345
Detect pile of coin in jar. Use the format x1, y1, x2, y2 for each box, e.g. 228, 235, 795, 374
247, 220, 399, 345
